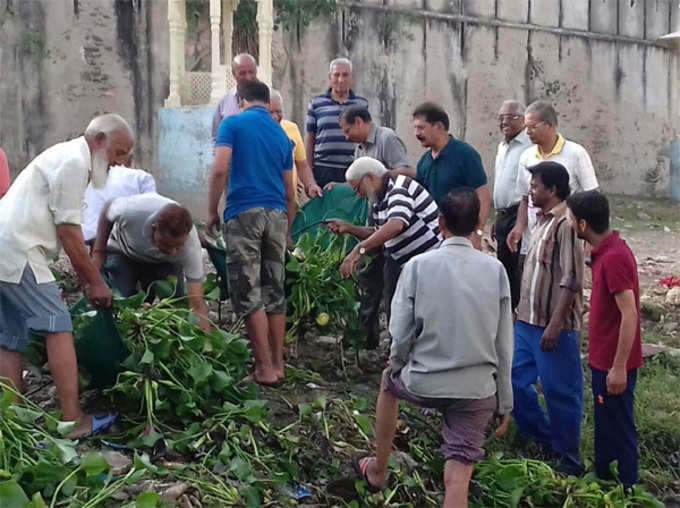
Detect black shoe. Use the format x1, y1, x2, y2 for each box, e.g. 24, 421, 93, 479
555, 457, 585, 476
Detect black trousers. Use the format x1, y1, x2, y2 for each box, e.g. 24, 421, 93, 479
313, 165, 346, 188
495, 209, 522, 309
104, 252, 185, 299
357, 251, 401, 350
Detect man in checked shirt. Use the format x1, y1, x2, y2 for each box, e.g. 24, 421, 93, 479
512, 161, 585, 476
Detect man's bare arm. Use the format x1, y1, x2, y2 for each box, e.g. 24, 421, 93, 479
360, 219, 405, 251
208, 146, 233, 234
57, 224, 112, 307
187, 282, 211, 332
507, 196, 528, 253
92, 200, 115, 271
476, 184, 491, 231
296, 159, 322, 198
304, 132, 316, 173
283, 169, 296, 245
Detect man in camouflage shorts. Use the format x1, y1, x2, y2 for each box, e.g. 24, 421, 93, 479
208, 81, 296, 386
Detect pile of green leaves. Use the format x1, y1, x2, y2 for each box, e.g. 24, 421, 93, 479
103, 293, 260, 445
285, 230, 363, 347
470, 454, 664, 508
0, 381, 156, 508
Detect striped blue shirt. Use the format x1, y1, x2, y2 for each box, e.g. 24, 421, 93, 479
306, 89, 369, 171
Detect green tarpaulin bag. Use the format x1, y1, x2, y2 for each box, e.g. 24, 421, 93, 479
291, 185, 368, 243
73, 308, 129, 389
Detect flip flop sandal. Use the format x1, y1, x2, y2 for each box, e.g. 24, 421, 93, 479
351, 454, 383, 493
82, 413, 118, 438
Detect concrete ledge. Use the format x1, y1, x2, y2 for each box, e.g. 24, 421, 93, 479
340, 1, 670, 48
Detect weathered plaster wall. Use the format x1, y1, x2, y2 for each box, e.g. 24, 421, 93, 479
276, 0, 679, 196
157, 107, 214, 216
0, 0, 168, 176
0, 0, 677, 203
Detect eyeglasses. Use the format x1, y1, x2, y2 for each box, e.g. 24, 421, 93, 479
525, 121, 546, 132
498, 114, 521, 121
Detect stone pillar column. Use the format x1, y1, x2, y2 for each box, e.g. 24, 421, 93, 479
222, 0, 237, 71
165, 0, 187, 107
210, 0, 227, 103
256, 0, 273, 86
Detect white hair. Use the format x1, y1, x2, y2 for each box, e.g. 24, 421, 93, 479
330, 57, 352, 74
270, 89, 283, 104
233, 53, 257, 66
84, 113, 133, 138
500, 100, 525, 116
345, 156, 387, 183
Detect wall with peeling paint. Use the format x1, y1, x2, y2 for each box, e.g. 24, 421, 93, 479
276, 0, 679, 196
0, 0, 677, 199
0, 0, 168, 178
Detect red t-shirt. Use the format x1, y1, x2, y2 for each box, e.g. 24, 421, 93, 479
589, 231, 643, 372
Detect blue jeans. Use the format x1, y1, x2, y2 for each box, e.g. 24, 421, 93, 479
591, 366, 638, 486
512, 321, 584, 471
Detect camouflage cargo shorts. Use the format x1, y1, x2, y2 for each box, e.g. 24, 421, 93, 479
224, 208, 287, 316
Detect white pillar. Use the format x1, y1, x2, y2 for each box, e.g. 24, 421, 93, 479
222, 0, 237, 69
256, 0, 273, 86
210, 0, 227, 103
165, 0, 187, 107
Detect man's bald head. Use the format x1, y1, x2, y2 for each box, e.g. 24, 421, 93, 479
232, 53, 257, 86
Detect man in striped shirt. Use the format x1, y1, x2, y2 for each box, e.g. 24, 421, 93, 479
326, 157, 441, 323
304, 58, 369, 188
512, 161, 585, 476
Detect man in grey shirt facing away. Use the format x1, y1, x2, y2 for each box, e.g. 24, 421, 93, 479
352, 188, 514, 508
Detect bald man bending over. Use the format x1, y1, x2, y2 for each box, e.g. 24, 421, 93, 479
211, 53, 258, 147
92, 193, 210, 331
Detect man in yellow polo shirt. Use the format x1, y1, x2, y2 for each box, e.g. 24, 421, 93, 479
270, 90, 322, 205
507, 100, 599, 256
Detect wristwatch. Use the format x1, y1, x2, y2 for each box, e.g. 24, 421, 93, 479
475, 229, 484, 237
358, 245, 367, 256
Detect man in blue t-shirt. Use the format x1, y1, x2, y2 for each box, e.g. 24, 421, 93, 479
208, 80, 295, 386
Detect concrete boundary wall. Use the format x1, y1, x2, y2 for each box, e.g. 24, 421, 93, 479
276, 0, 678, 196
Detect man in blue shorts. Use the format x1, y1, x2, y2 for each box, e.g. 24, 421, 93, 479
208, 80, 295, 386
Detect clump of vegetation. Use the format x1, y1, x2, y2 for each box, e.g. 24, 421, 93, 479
285, 229, 364, 349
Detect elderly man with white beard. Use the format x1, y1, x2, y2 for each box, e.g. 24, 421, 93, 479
325, 156, 441, 327
0, 113, 134, 439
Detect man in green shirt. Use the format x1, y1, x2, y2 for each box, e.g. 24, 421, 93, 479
398, 102, 490, 250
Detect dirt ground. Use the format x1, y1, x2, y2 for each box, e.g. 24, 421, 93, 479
26, 193, 680, 506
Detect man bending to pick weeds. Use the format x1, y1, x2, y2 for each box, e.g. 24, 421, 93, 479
351, 188, 514, 507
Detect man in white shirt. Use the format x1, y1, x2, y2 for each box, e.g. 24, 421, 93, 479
492, 100, 532, 309
0, 114, 134, 438
92, 193, 210, 332
506, 100, 599, 255
82, 161, 156, 244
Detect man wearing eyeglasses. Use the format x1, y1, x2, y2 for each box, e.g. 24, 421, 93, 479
492, 100, 532, 310
506, 100, 599, 258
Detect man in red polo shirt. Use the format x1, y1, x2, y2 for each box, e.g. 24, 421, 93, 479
566, 191, 643, 487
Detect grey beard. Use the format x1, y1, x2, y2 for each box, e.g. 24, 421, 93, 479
90, 150, 109, 189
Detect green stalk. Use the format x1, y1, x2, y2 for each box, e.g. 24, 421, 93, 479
49, 465, 82, 508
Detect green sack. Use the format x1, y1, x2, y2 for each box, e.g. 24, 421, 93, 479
291, 185, 368, 243
206, 243, 229, 301
73, 308, 129, 389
